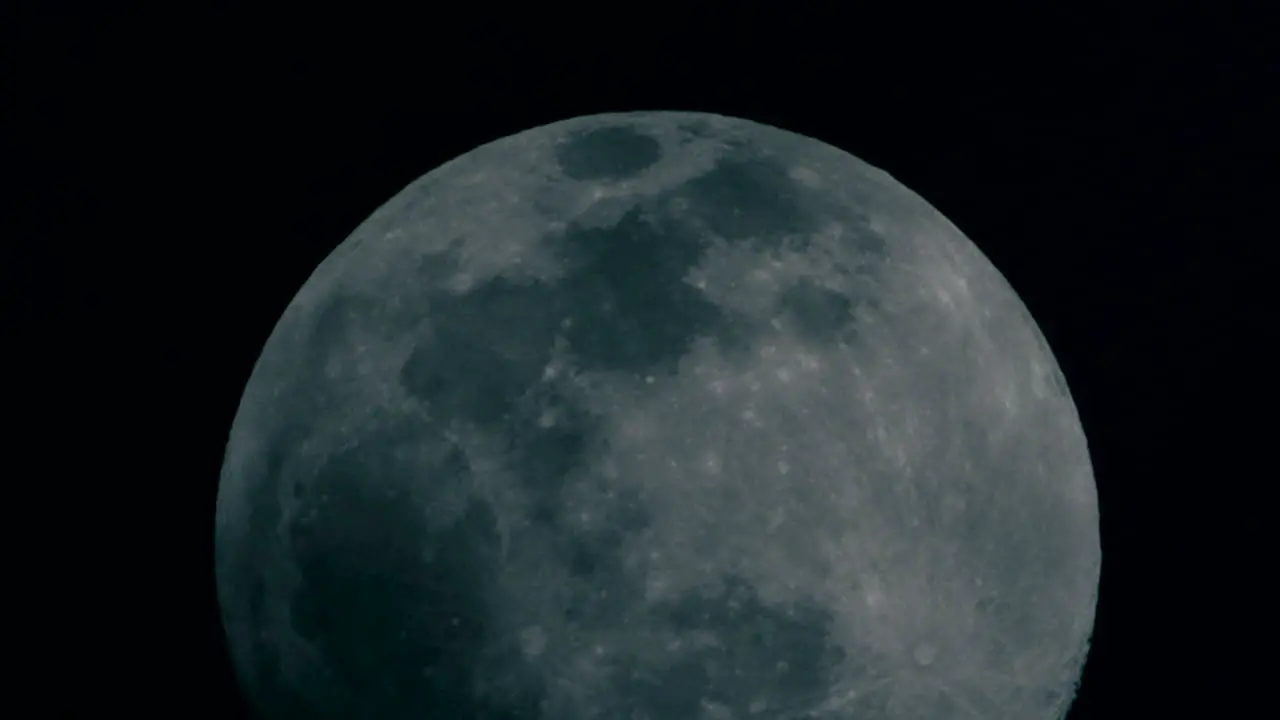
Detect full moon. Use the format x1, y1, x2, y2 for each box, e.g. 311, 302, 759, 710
215, 112, 1101, 719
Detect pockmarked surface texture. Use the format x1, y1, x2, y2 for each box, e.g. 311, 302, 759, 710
215, 112, 1101, 719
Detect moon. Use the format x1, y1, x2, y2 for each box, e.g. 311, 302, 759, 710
215, 111, 1101, 719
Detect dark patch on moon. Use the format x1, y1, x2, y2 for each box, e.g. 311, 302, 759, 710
547, 205, 745, 376
280, 428, 551, 718
555, 125, 663, 181
608, 575, 846, 720
219, 421, 312, 695
401, 140, 886, 390
303, 293, 384, 375
564, 518, 646, 589
507, 383, 596, 527
415, 235, 466, 289
561, 486, 652, 584
399, 278, 561, 424
678, 154, 824, 252
776, 279, 856, 346
401, 186, 767, 399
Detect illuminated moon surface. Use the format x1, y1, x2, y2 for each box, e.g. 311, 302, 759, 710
215, 111, 1101, 719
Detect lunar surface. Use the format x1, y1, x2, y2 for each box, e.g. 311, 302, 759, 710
215, 112, 1101, 719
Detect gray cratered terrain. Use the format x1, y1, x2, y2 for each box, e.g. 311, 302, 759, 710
215, 111, 1101, 719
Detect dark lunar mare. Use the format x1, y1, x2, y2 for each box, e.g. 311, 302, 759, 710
554, 125, 663, 181
221, 123, 898, 718
616, 575, 847, 719
777, 279, 859, 347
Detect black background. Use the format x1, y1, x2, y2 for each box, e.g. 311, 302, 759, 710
5, 5, 1271, 717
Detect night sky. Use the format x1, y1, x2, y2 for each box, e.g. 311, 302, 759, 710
5, 6, 1269, 718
